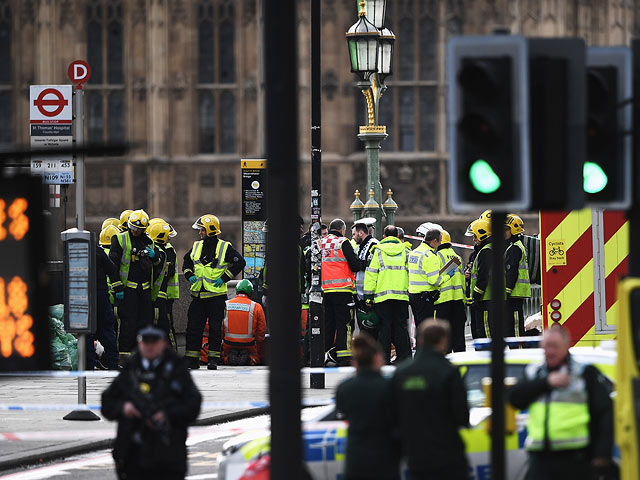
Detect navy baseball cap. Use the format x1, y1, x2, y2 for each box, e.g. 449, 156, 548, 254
137, 326, 167, 343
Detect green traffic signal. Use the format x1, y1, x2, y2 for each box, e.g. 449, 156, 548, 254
583, 161, 608, 194
469, 159, 501, 194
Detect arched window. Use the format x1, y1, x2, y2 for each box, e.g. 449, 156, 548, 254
358, 0, 438, 153
197, 0, 237, 154
85, 0, 125, 144
0, 0, 12, 146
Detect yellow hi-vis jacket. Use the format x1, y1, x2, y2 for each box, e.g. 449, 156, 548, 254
363, 237, 409, 303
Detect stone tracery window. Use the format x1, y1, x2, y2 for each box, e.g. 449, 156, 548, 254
197, 0, 237, 154
85, 0, 125, 144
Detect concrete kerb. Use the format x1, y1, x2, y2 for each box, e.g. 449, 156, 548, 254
0, 407, 269, 473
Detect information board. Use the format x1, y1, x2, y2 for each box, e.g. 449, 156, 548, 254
62, 230, 96, 334
0, 176, 50, 371
241, 159, 267, 279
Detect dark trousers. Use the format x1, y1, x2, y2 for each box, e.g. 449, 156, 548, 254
116, 287, 153, 354
505, 297, 526, 337
167, 300, 177, 349
185, 295, 226, 362
376, 299, 411, 364
434, 300, 467, 352
472, 301, 492, 338
526, 450, 590, 480
154, 298, 177, 349
323, 292, 354, 361
409, 462, 469, 480
86, 289, 119, 369
409, 293, 435, 330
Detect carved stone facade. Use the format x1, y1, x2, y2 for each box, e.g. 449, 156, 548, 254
3, 0, 640, 260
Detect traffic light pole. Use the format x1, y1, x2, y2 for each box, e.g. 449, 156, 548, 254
490, 212, 506, 480
309, 0, 325, 389
264, 1, 303, 478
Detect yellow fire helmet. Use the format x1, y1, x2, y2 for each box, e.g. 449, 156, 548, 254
480, 209, 492, 221
505, 214, 525, 235
465, 218, 491, 241
147, 221, 172, 245
101, 218, 120, 231
150, 218, 177, 238
192, 214, 221, 237
119, 209, 133, 231
441, 230, 452, 244
128, 209, 150, 231
99, 225, 120, 247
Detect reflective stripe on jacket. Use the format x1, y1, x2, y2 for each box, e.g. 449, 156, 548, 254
166, 243, 180, 300
115, 231, 153, 290
189, 239, 230, 298
407, 242, 443, 294
321, 234, 355, 293
223, 294, 266, 346
525, 359, 590, 451
435, 246, 465, 304
363, 237, 408, 303
470, 243, 492, 301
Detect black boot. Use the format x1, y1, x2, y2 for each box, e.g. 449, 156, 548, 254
207, 357, 219, 370
186, 356, 200, 370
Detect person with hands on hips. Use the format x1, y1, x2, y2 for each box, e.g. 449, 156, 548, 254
509, 324, 613, 480
182, 214, 245, 370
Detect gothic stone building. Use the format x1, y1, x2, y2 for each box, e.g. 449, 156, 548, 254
1, 0, 639, 262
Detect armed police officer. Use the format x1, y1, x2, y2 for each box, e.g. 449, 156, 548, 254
102, 326, 202, 480
182, 214, 245, 370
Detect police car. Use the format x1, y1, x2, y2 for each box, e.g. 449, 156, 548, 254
219, 344, 616, 480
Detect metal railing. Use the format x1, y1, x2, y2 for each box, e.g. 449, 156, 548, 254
523, 284, 542, 319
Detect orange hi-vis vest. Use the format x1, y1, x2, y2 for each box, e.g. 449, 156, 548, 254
223, 294, 266, 347
320, 234, 355, 293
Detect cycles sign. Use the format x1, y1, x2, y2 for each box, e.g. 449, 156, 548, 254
546, 239, 567, 267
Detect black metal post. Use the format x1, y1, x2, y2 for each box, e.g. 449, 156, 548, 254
309, 0, 325, 389
264, 1, 302, 478
490, 212, 506, 480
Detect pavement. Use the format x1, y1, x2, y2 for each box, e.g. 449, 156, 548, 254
0, 366, 351, 472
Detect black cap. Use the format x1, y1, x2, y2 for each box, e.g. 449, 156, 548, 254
137, 326, 167, 343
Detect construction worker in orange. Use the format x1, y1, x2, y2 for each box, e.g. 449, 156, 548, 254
222, 279, 266, 366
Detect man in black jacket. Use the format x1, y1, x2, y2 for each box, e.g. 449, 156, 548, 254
390, 319, 470, 480
102, 326, 202, 480
509, 324, 613, 480
336, 333, 399, 480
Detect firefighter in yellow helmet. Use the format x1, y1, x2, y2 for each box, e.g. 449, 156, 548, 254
504, 214, 531, 338
465, 218, 492, 338
109, 209, 165, 364
102, 218, 120, 231
182, 214, 246, 370
147, 220, 179, 349
118, 210, 133, 232
88, 226, 120, 369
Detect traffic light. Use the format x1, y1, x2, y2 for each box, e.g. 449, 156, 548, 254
447, 36, 530, 212
585, 47, 632, 208
528, 38, 586, 210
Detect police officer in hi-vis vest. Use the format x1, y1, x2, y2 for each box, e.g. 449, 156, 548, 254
509, 324, 613, 480
182, 215, 245, 370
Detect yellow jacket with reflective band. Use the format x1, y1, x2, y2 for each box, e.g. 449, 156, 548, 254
103, 247, 115, 303
506, 239, 531, 298
189, 239, 231, 298
114, 231, 153, 290
321, 234, 355, 293
435, 246, 465, 304
525, 359, 590, 451
363, 237, 408, 303
470, 243, 492, 301
166, 243, 179, 300
408, 242, 446, 294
